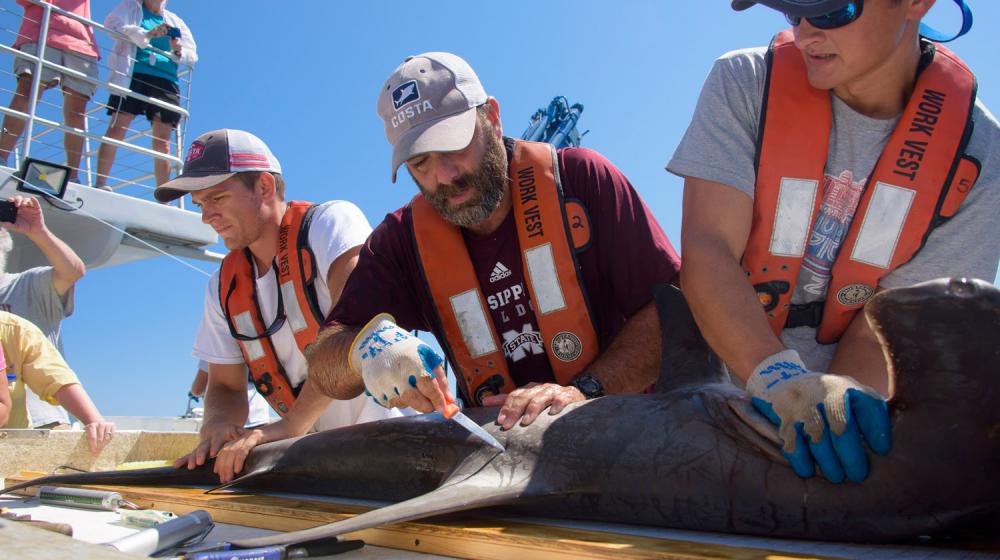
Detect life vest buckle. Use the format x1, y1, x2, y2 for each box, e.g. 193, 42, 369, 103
785, 301, 824, 330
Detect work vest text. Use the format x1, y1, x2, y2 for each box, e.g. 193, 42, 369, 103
517, 166, 544, 238
894, 89, 946, 182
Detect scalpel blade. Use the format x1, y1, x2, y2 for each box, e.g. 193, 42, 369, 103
450, 411, 505, 452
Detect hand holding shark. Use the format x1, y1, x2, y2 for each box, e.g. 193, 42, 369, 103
747, 349, 892, 483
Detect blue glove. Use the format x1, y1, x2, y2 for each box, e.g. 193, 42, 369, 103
350, 313, 444, 408
746, 350, 891, 483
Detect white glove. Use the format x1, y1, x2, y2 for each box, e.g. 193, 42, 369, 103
350, 313, 444, 408
745, 349, 891, 483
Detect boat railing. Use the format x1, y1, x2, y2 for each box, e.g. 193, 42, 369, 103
0, 0, 194, 207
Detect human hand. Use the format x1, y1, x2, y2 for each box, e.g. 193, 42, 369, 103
83, 418, 116, 454
213, 428, 264, 484
2, 196, 45, 237
483, 382, 585, 430
350, 313, 452, 414
746, 349, 892, 483
146, 23, 169, 39
174, 423, 245, 470
170, 37, 182, 56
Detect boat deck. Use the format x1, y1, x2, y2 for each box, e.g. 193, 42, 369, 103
4, 473, 998, 560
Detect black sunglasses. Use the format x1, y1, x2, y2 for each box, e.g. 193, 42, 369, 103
785, 0, 864, 30
225, 261, 287, 341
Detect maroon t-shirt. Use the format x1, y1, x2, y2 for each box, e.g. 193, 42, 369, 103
329, 140, 681, 398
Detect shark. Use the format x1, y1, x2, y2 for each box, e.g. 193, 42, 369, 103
3, 278, 998, 547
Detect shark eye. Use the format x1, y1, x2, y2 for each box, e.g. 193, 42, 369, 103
947, 278, 977, 298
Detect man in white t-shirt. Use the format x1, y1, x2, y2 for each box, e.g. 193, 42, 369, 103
155, 129, 396, 483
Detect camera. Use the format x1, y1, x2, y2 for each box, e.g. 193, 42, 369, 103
0, 200, 17, 223
167, 26, 182, 39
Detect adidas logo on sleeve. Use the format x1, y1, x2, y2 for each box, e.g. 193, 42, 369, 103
490, 262, 512, 283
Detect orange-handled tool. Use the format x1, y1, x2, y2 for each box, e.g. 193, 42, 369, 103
430, 379, 505, 452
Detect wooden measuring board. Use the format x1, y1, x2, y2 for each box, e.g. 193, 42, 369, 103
6, 472, 824, 560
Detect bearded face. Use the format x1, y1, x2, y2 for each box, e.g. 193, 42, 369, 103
417, 126, 508, 228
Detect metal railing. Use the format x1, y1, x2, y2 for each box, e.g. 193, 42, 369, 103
0, 0, 194, 206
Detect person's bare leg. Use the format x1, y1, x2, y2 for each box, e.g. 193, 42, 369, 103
0, 75, 54, 165
62, 87, 89, 182
95, 111, 135, 188
150, 116, 172, 185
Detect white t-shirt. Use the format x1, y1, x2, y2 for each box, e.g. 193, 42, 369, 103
196, 359, 271, 427
193, 201, 398, 431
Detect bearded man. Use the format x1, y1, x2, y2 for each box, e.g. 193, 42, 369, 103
307, 52, 681, 429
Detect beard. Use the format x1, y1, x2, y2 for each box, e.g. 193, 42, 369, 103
419, 132, 508, 227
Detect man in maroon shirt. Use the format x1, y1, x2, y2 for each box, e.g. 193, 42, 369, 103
307, 52, 679, 429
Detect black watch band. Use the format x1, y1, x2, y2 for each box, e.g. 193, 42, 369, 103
571, 374, 604, 399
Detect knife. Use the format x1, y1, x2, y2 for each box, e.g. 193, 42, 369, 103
444, 404, 506, 452
425, 373, 505, 452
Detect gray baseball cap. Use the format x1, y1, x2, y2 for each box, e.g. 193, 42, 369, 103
732, 0, 853, 16
155, 129, 281, 202
376, 52, 488, 183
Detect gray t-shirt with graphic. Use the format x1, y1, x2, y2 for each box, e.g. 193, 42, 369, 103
668, 46, 1000, 371
0, 266, 75, 426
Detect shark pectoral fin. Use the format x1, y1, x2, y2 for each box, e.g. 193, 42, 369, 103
722, 394, 787, 465
229, 472, 532, 549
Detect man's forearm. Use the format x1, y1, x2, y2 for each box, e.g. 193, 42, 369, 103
201, 383, 249, 435
681, 240, 785, 384
827, 304, 890, 396
585, 300, 661, 394
258, 378, 331, 442
306, 323, 364, 400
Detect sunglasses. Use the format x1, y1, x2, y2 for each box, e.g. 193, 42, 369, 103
785, 0, 864, 30
224, 261, 288, 342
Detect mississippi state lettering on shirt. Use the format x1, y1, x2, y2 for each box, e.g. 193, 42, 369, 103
464, 213, 553, 386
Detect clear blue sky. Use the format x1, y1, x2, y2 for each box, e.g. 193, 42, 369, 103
22, 1, 997, 417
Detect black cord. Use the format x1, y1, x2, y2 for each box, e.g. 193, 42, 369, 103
18, 181, 84, 212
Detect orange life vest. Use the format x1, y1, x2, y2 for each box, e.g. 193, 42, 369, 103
412, 140, 598, 405
219, 201, 323, 416
743, 31, 979, 344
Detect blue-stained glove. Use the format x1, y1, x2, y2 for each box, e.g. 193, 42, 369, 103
745, 349, 891, 483
350, 313, 444, 408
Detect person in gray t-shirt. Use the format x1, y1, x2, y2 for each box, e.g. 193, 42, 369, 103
668, 1, 999, 484
0, 195, 86, 427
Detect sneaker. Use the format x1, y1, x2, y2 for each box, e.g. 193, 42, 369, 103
96, 185, 112, 192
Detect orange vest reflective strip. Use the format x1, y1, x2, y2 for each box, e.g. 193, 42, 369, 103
744, 31, 979, 343
219, 201, 323, 416
412, 140, 598, 405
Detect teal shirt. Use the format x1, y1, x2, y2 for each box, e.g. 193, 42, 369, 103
132, 7, 178, 83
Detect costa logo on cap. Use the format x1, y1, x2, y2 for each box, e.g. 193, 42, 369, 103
392, 81, 420, 110
185, 141, 205, 164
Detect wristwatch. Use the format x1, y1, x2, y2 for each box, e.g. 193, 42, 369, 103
571, 374, 605, 399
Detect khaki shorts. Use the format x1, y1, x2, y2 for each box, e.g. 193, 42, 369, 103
13, 43, 98, 98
